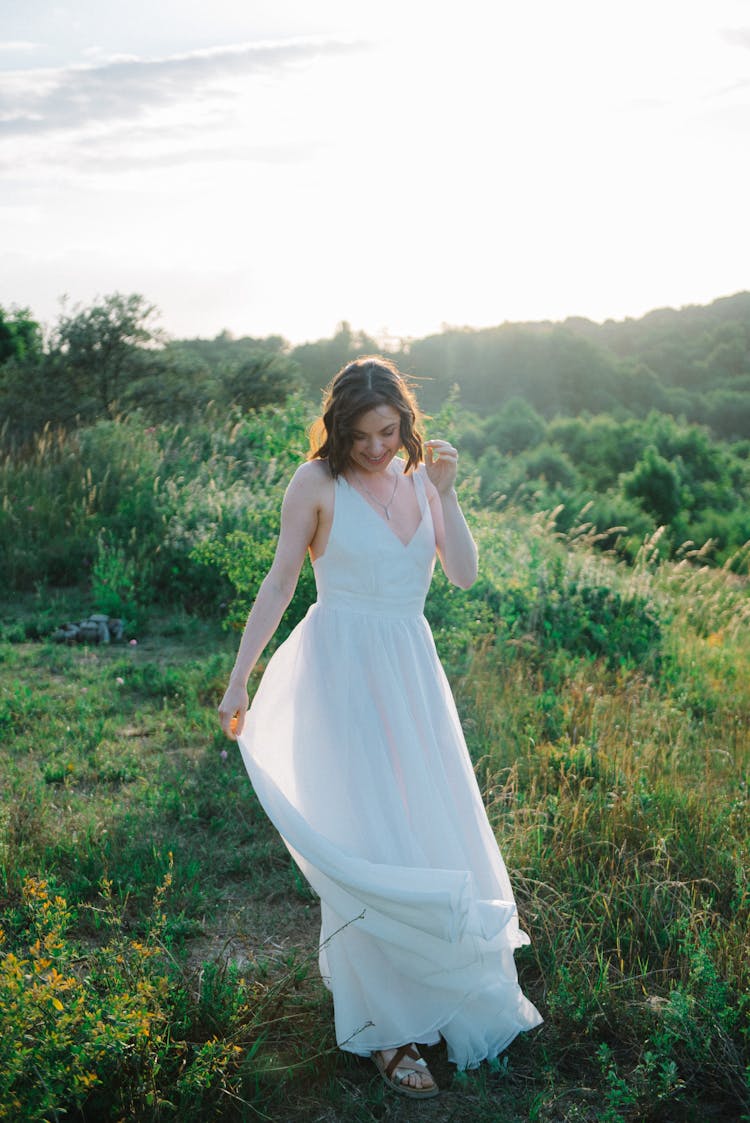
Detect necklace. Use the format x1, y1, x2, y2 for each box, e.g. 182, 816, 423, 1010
352, 468, 399, 520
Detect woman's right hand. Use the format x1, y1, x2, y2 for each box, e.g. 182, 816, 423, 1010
218, 681, 249, 739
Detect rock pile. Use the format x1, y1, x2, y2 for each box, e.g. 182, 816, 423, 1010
52, 615, 125, 644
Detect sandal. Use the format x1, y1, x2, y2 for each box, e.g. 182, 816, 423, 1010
372, 1044, 440, 1099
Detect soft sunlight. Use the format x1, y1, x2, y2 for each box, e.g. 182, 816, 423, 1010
0, 0, 748, 342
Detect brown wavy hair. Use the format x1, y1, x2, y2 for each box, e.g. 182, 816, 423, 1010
308, 356, 424, 478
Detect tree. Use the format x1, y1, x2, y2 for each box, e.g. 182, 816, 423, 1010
291, 321, 381, 398
52, 293, 164, 416
518, 442, 579, 488
484, 397, 546, 454
0, 305, 43, 365
622, 445, 683, 524
222, 352, 302, 412
704, 389, 750, 440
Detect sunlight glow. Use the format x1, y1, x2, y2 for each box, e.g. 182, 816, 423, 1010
0, 0, 748, 341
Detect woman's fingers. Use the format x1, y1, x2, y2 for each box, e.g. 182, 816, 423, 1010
218, 707, 236, 738
425, 441, 458, 489
218, 691, 247, 739
230, 713, 245, 738
425, 440, 457, 461
219, 711, 243, 739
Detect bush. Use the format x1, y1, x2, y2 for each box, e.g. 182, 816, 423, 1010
0, 397, 314, 610
466, 512, 665, 671
0, 869, 241, 1122
622, 445, 683, 524
91, 530, 146, 629
193, 515, 317, 639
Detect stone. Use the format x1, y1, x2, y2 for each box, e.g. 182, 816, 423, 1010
52, 624, 80, 644
50, 614, 127, 644
108, 618, 124, 641
77, 620, 101, 643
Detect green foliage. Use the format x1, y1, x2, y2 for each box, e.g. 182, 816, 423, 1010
0, 305, 42, 365
622, 445, 683, 524
0, 397, 312, 605
516, 442, 579, 489
546, 414, 644, 489
192, 516, 317, 639
0, 492, 748, 1118
125, 339, 303, 423
704, 386, 750, 440
0, 294, 308, 441
287, 291, 750, 441
483, 396, 547, 454
4, 288, 750, 448
592, 915, 749, 1119
458, 406, 750, 562
0, 867, 277, 1121
0, 291, 748, 1119
91, 530, 144, 627
220, 350, 302, 411
52, 292, 164, 418
476, 446, 509, 505
462, 513, 665, 671
290, 320, 381, 397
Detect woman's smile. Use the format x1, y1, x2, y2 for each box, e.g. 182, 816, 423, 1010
349, 404, 402, 474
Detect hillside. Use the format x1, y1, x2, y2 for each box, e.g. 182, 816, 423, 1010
1, 492, 748, 1120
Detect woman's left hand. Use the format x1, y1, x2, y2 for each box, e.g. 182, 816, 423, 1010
424, 439, 458, 494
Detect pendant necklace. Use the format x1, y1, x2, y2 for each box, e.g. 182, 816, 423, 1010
354, 468, 399, 520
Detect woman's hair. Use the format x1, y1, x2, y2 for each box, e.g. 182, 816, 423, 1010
308, 356, 424, 477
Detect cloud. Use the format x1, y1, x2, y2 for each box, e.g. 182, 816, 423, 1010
0, 36, 361, 138
705, 77, 750, 99
721, 26, 750, 49
0, 41, 39, 52
622, 97, 670, 112
17, 138, 325, 175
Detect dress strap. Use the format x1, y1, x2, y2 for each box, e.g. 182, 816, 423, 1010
412, 466, 429, 514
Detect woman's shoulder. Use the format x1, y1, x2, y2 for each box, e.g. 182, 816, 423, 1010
286, 459, 334, 503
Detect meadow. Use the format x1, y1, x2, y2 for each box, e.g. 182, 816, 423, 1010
0, 401, 748, 1121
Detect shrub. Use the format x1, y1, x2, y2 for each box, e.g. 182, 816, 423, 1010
0, 869, 239, 1121
192, 515, 317, 639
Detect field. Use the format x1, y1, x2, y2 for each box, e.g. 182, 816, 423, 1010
0, 406, 748, 1121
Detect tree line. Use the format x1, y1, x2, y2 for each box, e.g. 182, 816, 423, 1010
2, 290, 750, 441
0, 295, 300, 441
292, 295, 750, 439
1, 290, 748, 565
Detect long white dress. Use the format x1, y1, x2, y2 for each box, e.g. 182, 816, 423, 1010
237, 465, 542, 1068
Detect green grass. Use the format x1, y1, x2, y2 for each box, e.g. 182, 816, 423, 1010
1, 509, 749, 1120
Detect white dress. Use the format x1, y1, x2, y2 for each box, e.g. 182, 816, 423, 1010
237, 465, 542, 1068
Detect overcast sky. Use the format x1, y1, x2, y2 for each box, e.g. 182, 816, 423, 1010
1, 0, 749, 344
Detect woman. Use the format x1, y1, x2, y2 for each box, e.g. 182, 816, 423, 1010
218, 357, 541, 1098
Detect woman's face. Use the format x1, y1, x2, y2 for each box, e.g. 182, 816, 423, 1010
348, 404, 402, 473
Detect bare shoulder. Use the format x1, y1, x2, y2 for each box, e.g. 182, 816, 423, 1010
286, 459, 334, 506
286, 460, 335, 559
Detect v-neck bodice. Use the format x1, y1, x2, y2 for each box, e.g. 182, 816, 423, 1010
341, 470, 426, 549
312, 465, 436, 618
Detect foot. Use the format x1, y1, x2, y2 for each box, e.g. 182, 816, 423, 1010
373, 1044, 439, 1098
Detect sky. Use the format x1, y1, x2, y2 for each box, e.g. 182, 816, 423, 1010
1, 0, 749, 345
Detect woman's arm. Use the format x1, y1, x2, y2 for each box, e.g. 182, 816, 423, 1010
218, 463, 324, 738
424, 440, 478, 590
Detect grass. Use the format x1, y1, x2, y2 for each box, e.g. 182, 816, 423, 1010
1, 507, 749, 1120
